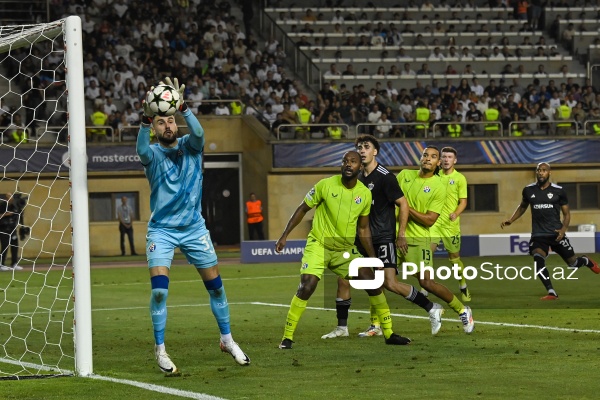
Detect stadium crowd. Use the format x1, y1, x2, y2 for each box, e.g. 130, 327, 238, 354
2, 0, 599, 141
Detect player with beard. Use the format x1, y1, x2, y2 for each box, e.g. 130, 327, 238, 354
276, 151, 412, 349
501, 162, 599, 300
137, 77, 250, 374
321, 135, 445, 340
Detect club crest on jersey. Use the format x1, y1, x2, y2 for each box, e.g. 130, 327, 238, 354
449, 179, 455, 185
368, 182, 374, 190
424, 186, 431, 193
354, 196, 362, 204
148, 242, 156, 252
547, 193, 553, 199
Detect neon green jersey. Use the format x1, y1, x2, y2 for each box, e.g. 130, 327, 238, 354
433, 169, 468, 230
304, 175, 372, 251
397, 169, 446, 242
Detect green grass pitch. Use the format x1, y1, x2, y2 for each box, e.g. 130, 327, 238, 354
1, 253, 600, 399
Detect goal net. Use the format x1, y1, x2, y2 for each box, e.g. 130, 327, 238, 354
0, 16, 92, 378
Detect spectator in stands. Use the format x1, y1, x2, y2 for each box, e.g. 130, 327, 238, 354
89, 104, 109, 142
484, 102, 501, 136
541, 100, 556, 134
324, 63, 342, 79
429, 47, 445, 61
466, 101, 483, 136
460, 47, 475, 60
489, 47, 505, 60
554, 99, 571, 136
562, 23, 575, 51
417, 63, 433, 76
337, 64, 358, 80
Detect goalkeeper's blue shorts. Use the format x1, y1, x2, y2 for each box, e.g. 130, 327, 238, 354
145, 219, 218, 269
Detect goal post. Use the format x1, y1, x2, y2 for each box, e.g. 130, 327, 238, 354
65, 15, 93, 378
0, 16, 92, 378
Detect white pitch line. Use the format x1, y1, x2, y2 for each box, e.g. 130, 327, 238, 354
4, 301, 600, 334
250, 301, 600, 334
0, 358, 227, 400
89, 374, 227, 400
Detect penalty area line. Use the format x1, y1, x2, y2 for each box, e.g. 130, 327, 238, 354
249, 301, 600, 334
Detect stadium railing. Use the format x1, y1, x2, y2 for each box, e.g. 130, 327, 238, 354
506, 120, 581, 136
275, 123, 350, 140
583, 119, 600, 136
429, 120, 504, 138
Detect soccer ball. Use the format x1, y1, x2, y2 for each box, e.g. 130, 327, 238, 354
146, 84, 181, 116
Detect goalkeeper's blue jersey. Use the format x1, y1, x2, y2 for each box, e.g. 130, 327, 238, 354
136, 109, 206, 228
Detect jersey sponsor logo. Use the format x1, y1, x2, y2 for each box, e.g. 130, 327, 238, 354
148, 242, 156, 252
533, 203, 554, 209
547, 193, 553, 199
449, 179, 455, 185
531, 194, 535, 198
306, 187, 315, 201
354, 196, 362, 204
332, 193, 338, 197
368, 182, 374, 190
404, 178, 410, 183
301, 262, 308, 269
424, 186, 431, 193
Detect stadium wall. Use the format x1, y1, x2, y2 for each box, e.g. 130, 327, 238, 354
267, 167, 600, 242
7, 117, 271, 257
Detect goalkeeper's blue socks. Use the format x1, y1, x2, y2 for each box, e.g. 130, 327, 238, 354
204, 275, 231, 335
150, 275, 169, 345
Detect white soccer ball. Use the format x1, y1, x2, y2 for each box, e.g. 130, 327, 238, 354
146, 84, 181, 116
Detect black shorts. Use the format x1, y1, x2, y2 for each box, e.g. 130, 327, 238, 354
529, 235, 575, 260
356, 241, 397, 268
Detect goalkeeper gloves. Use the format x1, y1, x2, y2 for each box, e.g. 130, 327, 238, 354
163, 77, 188, 112
142, 86, 155, 125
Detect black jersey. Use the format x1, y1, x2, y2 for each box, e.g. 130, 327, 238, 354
358, 163, 404, 243
522, 182, 568, 237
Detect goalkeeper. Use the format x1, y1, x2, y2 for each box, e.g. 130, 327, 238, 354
137, 77, 250, 375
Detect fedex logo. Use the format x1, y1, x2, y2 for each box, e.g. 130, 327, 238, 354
510, 235, 529, 253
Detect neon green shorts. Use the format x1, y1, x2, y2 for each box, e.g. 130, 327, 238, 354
300, 240, 360, 280
430, 224, 461, 254
397, 237, 432, 274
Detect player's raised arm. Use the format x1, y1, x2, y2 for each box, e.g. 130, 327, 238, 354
136, 91, 156, 165
164, 77, 205, 150
275, 201, 312, 252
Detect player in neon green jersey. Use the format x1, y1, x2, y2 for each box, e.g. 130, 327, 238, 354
397, 146, 474, 334
275, 151, 412, 349
429, 147, 471, 302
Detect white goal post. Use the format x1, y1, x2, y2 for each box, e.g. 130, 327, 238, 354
0, 16, 92, 378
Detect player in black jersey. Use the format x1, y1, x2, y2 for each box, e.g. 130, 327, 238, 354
501, 162, 599, 300
321, 135, 445, 339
